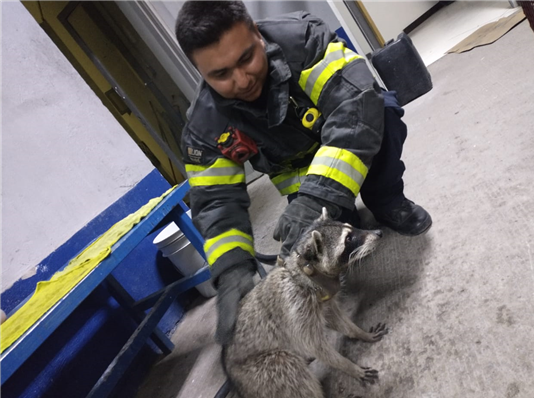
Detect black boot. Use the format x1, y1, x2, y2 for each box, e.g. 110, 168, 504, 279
373, 199, 432, 236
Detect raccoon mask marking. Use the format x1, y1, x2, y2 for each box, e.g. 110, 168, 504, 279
291, 207, 382, 301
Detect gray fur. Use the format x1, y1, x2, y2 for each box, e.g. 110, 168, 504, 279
223, 209, 388, 398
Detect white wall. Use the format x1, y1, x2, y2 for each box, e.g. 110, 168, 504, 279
363, 1, 438, 42
155, 1, 341, 33
1, 2, 154, 291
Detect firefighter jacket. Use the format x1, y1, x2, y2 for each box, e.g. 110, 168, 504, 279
182, 11, 386, 278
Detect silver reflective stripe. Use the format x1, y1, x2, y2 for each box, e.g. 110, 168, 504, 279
205, 234, 253, 261
275, 174, 307, 191
303, 48, 345, 97
311, 155, 366, 188
187, 165, 244, 179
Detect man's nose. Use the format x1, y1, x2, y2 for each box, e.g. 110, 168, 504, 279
234, 68, 250, 89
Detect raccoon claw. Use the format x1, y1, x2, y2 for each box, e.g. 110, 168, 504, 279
369, 322, 387, 334
368, 323, 389, 341
359, 367, 379, 385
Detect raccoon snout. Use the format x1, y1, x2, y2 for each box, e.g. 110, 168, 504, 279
362, 230, 382, 247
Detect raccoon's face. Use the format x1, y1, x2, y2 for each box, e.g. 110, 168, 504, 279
293, 208, 382, 278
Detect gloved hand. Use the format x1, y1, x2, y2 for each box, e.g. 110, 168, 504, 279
215, 260, 256, 345
273, 194, 341, 260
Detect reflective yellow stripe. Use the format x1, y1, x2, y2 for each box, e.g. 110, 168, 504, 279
278, 181, 302, 196
204, 229, 255, 266
307, 146, 368, 196
299, 42, 362, 105
186, 158, 245, 187
271, 167, 309, 195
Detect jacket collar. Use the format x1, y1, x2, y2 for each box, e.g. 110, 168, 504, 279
210, 38, 292, 128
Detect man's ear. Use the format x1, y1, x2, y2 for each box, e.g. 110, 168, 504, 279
189, 51, 199, 70
253, 23, 264, 45
253, 22, 260, 35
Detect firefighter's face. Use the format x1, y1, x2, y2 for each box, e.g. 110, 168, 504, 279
192, 22, 268, 102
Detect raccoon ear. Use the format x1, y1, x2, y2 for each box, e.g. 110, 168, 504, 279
320, 207, 330, 221
311, 230, 324, 256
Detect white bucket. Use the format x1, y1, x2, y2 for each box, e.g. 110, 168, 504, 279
153, 215, 216, 298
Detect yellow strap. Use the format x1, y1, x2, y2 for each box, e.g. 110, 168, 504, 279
186, 158, 245, 187
204, 229, 255, 266
299, 42, 361, 105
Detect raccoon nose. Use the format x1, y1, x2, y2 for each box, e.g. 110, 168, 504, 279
373, 230, 383, 238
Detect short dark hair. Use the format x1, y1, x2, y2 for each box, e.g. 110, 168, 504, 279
175, 1, 255, 61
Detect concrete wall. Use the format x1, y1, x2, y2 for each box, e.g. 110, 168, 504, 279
363, 1, 438, 42
1, 1, 154, 291
154, 0, 341, 37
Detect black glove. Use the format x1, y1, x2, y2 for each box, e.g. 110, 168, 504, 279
215, 260, 256, 345
273, 194, 341, 260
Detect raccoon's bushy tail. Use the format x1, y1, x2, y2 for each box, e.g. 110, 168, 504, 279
218, 345, 237, 398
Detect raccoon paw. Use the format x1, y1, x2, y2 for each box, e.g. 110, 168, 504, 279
359, 366, 379, 385
366, 323, 389, 342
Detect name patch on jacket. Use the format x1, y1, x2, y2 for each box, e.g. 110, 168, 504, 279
187, 147, 203, 164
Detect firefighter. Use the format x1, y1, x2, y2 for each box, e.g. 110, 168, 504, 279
175, 1, 432, 344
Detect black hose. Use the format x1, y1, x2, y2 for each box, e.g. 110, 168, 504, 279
214, 379, 232, 398
255, 259, 267, 279
255, 252, 277, 265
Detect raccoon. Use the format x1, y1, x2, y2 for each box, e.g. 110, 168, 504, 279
223, 208, 388, 398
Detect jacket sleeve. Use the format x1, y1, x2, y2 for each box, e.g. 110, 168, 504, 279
182, 101, 255, 279
295, 13, 385, 210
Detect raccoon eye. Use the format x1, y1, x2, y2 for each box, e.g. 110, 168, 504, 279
345, 234, 353, 243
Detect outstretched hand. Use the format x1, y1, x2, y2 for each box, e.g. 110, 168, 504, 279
273, 194, 341, 259
215, 260, 256, 345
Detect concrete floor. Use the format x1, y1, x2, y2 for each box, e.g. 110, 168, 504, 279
134, 20, 534, 398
